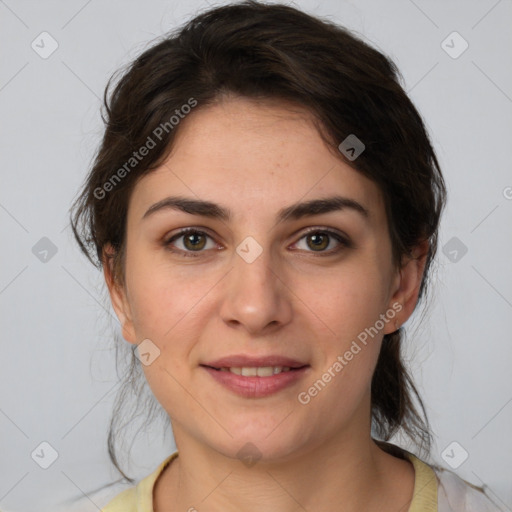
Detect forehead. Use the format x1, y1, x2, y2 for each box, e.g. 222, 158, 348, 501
128, 97, 385, 224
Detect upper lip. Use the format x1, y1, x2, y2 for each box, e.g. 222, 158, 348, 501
203, 355, 308, 369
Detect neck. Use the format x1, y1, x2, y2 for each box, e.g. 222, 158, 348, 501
154, 429, 414, 512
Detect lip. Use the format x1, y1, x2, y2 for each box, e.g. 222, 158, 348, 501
201, 354, 310, 398
204, 355, 307, 369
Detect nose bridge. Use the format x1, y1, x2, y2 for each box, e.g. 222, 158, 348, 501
220, 234, 292, 333
232, 234, 279, 299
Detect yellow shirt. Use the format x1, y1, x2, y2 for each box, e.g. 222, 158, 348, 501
101, 449, 439, 512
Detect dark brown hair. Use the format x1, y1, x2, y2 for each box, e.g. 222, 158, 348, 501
71, 0, 446, 482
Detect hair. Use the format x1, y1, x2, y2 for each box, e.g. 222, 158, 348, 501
70, 0, 446, 483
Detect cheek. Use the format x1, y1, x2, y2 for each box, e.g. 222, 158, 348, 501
297, 273, 385, 426
308, 265, 390, 344
124, 252, 221, 355
125, 259, 214, 411
298, 259, 390, 405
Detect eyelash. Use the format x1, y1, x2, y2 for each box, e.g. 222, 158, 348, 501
163, 227, 352, 258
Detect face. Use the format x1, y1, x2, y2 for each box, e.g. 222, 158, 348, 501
107, 96, 424, 463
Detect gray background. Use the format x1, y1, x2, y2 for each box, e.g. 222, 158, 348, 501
1, 0, 511, 510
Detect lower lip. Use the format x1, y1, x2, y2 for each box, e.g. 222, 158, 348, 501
202, 366, 309, 398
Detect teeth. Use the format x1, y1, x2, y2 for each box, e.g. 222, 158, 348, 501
225, 366, 291, 376
241, 367, 258, 377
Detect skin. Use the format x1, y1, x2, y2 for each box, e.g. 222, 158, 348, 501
105, 96, 428, 511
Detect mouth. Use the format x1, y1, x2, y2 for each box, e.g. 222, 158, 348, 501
200, 355, 310, 398
202, 365, 306, 376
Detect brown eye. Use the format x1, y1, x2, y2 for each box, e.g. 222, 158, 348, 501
306, 232, 330, 251
164, 229, 217, 256
183, 232, 207, 251
292, 229, 351, 255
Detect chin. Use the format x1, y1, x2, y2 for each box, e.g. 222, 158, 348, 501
210, 415, 312, 464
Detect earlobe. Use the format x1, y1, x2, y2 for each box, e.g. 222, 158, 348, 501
102, 246, 137, 344
384, 240, 429, 334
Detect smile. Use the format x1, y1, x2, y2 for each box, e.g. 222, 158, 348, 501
201, 361, 309, 398
216, 366, 292, 376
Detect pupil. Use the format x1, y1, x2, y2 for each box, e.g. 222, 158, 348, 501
185, 233, 205, 250
308, 233, 328, 250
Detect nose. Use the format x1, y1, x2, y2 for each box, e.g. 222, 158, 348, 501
219, 243, 293, 336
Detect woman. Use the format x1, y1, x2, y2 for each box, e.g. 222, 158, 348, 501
71, 1, 501, 510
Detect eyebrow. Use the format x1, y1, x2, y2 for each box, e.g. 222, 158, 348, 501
142, 195, 369, 224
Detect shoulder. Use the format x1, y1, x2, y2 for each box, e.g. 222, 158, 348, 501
378, 441, 502, 512
101, 452, 178, 512
101, 487, 137, 512
432, 465, 503, 512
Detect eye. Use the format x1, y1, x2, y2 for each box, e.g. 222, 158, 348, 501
164, 228, 218, 256
291, 228, 351, 254
163, 227, 351, 258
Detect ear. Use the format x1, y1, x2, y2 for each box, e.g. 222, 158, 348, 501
102, 245, 137, 344
383, 240, 429, 334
